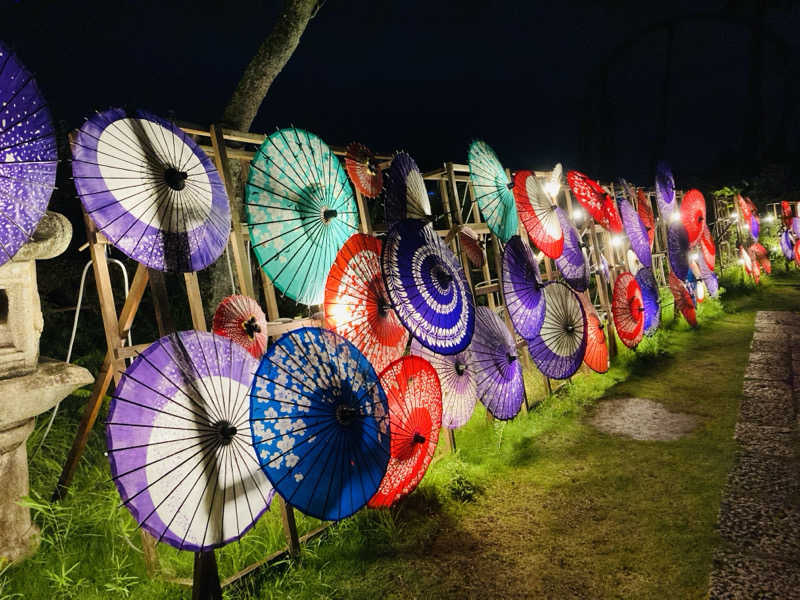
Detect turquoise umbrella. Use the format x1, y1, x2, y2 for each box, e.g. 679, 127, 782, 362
246, 127, 360, 305
467, 140, 518, 242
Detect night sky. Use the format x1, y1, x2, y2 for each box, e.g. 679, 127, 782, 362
4, 0, 800, 185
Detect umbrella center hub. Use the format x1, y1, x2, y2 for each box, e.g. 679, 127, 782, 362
376, 296, 390, 316
455, 361, 466, 376
506, 352, 517, 364
336, 404, 358, 426
213, 420, 237, 446
164, 167, 189, 191
432, 265, 453, 289
412, 432, 426, 445
322, 207, 338, 222
242, 316, 261, 339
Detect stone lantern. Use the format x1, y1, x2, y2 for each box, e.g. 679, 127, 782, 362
0, 212, 93, 562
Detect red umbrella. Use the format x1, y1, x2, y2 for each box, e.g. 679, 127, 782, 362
782, 200, 793, 229
324, 233, 409, 373
636, 188, 655, 248
369, 356, 442, 508
566, 170, 623, 233
795, 239, 800, 267
345, 142, 383, 198
700, 224, 716, 270
512, 170, 564, 258
458, 225, 485, 268
668, 272, 697, 327
747, 247, 762, 283
578, 292, 609, 373
680, 189, 706, 246
212, 295, 268, 358
612, 272, 644, 348
738, 194, 752, 223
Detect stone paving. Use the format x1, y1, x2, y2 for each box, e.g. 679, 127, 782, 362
709, 311, 800, 599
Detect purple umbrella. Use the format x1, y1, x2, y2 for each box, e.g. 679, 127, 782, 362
635, 267, 660, 335
655, 161, 676, 220
72, 108, 230, 272
502, 235, 545, 339
384, 152, 431, 228
554, 207, 590, 291
382, 219, 474, 355
410, 339, 477, 429
618, 194, 652, 269
600, 254, 611, 283
749, 214, 760, 240
107, 331, 274, 551
780, 230, 795, 260
0, 42, 57, 265
526, 282, 587, 380
695, 254, 719, 298
667, 220, 689, 280
471, 306, 524, 420
792, 217, 800, 238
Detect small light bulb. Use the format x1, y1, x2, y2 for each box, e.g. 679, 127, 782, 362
730, 212, 739, 221
689, 252, 699, 262
670, 211, 681, 223
611, 235, 623, 248
738, 258, 745, 265
573, 207, 584, 221
772, 246, 780, 252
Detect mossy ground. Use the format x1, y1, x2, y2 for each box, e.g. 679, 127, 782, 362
3, 267, 798, 599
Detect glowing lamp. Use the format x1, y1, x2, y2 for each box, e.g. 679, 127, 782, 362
670, 211, 681, 223
611, 235, 624, 248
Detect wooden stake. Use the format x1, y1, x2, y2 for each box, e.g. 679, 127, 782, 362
192, 551, 222, 600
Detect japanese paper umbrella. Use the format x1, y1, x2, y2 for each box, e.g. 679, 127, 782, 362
368, 356, 442, 508
554, 206, 590, 292
577, 292, 608, 373
72, 108, 230, 272
458, 225, 485, 268
212, 295, 268, 359
738, 195, 752, 223
618, 193, 653, 268
106, 331, 274, 550
781, 200, 793, 229
526, 281, 587, 380
250, 327, 389, 521
502, 235, 545, 340
566, 170, 623, 233
795, 239, 800, 266
695, 254, 719, 298
655, 161, 676, 220
0, 42, 57, 266
383, 152, 431, 228
780, 229, 795, 260
667, 220, 690, 280
636, 188, 655, 248
635, 267, 661, 335
382, 219, 474, 355
668, 272, 697, 327
410, 339, 476, 429
471, 306, 525, 420
345, 141, 382, 198
700, 224, 716, 269
680, 189, 706, 246
612, 272, 644, 348
323, 233, 408, 373
245, 127, 359, 306
467, 140, 518, 242
793, 217, 800, 238
749, 214, 760, 240
512, 170, 563, 258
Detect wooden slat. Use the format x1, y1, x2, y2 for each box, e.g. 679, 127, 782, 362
184, 272, 207, 331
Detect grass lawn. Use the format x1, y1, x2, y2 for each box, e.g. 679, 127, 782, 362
3, 267, 799, 599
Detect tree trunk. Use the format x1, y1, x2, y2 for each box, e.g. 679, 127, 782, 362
222, 0, 320, 132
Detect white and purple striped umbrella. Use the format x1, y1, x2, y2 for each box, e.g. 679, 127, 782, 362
471, 306, 524, 421
0, 42, 57, 265
410, 339, 477, 430
655, 161, 676, 220
780, 229, 795, 261
107, 331, 273, 551
384, 152, 431, 228
72, 108, 230, 272
526, 281, 587, 380
502, 235, 546, 339
554, 207, 589, 291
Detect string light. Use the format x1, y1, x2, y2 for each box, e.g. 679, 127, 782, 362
572, 207, 585, 223
611, 235, 623, 248
670, 211, 681, 223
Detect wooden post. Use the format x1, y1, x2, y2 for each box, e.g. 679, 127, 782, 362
184, 273, 207, 331
192, 551, 222, 600
588, 222, 617, 358
279, 497, 301, 558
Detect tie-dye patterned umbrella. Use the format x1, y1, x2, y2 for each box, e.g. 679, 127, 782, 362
618, 192, 652, 269
566, 170, 623, 233
324, 233, 409, 373
502, 235, 546, 339
526, 282, 587, 380
383, 152, 431, 228
345, 141, 383, 198
471, 307, 525, 421
212, 295, 268, 358
368, 356, 441, 508
554, 207, 590, 292
107, 331, 274, 550
410, 339, 477, 430
655, 161, 676, 220
512, 170, 563, 258
467, 140, 518, 242
72, 108, 230, 272
780, 229, 795, 261
0, 42, 57, 265
250, 327, 389, 521
382, 219, 474, 355
246, 127, 359, 305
